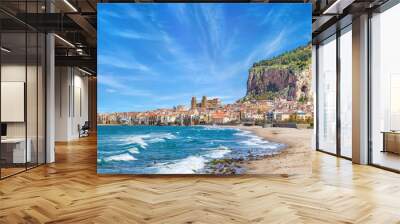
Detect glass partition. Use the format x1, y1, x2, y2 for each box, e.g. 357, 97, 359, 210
370, 3, 400, 171
1, 30, 28, 177
0, 1, 46, 179
339, 26, 352, 158
317, 35, 337, 154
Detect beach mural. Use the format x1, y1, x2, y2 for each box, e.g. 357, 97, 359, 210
97, 3, 313, 174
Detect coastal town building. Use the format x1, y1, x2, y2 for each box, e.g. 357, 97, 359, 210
97, 95, 314, 126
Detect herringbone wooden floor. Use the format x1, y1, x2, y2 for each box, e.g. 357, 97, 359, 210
1, 135, 400, 224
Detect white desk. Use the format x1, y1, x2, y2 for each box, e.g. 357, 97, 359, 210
1, 138, 31, 163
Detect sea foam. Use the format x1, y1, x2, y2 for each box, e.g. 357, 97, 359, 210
128, 147, 139, 154
207, 146, 231, 159
236, 130, 274, 149
123, 133, 177, 148
104, 153, 137, 162
156, 156, 206, 174
124, 135, 149, 148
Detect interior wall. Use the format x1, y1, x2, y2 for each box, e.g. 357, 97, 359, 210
1, 62, 45, 168
55, 67, 89, 141
88, 77, 97, 133
352, 14, 369, 164
55, 66, 69, 141
72, 72, 89, 138
1, 65, 27, 138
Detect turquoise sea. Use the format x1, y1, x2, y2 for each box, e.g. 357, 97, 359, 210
97, 125, 285, 174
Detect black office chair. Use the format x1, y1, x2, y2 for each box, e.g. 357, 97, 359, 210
79, 121, 90, 138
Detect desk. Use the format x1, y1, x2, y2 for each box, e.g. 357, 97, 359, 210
382, 131, 400, 154
1, 138, 31, 163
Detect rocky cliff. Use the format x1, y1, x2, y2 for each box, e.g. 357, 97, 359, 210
243, 44, 312, 102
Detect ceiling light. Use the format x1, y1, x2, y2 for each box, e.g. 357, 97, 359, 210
1, 47, 11, 53
63, 0, 78, 12
76, 48, 85, 55
323, 0, 355, 15
54, 34, 75, 48
78, 67, 93, 76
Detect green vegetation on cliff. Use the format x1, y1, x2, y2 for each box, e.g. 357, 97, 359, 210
242, 43, 312, 102
250, 43, 311, 73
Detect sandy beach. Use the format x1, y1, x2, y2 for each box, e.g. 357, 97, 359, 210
236, 126, 313, 175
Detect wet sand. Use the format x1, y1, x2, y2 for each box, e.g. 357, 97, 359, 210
236, 126, 313, 175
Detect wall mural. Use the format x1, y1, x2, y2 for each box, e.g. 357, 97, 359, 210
97, 3, 313, 175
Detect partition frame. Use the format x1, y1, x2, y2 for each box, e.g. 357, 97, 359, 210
0, 1, 48, 180
315, 0, 400, 173
315, 23, 353, 161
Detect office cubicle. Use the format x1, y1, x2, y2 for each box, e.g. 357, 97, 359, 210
0, 1, 46, 179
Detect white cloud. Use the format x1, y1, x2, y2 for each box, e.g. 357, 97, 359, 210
98, 54, 150, 72
98, 75, 152, 97
113, 30, 160, 41
259, 10, 285, 26
170, 4, 189, 25
245, 29, 286, 67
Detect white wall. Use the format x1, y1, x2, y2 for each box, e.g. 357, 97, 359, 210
55, 67, 89, 141
55, 67, 70, 141
1, 63, 46, 164
1, 65, 26, 138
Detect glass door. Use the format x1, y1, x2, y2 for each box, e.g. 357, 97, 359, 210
339, 25, 352, 158
317, 35, 337, 154
370, 3, 400, 171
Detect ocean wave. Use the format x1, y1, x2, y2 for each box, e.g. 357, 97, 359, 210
122, 132, 177, 148
103, 153, 137, 162
234, 130, 252, 137
158, 133, 177, 139
128, 147, 140, 154
156, 156, 206, 174
206, 146, 231, 159
124, 135, 149, 148
98, 147, 140, 157
98, 149, 126, 155
201, 126, 239, 131
239, 133, 276, 149
147, 138, 165, 143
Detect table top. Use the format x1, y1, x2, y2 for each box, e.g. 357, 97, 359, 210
381, 131, 400, 134
1, 138, 28, 143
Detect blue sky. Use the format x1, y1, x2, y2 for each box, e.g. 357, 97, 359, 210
98, 3, 311, 113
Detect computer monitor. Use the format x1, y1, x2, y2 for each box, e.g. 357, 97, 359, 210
1, 123, 7, 137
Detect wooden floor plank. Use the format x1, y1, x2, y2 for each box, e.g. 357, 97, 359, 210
0, 135, 399, 223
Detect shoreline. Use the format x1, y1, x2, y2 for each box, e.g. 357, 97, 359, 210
202, 126, 312, 175
98, 125, 313, 175
235, 126, 313, 175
